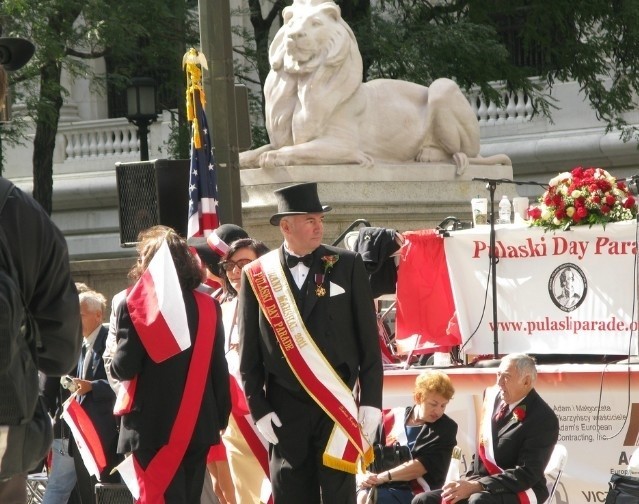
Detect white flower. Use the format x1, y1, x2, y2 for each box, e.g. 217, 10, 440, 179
549, 172, 571, 187
571, 190, 582, 199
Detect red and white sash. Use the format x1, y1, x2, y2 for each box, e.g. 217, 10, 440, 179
477, 386, 536, 504
116, 291, 216, 503
246, 251, 373, 473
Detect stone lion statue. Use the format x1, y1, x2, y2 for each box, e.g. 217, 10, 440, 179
239, 0, 510, 172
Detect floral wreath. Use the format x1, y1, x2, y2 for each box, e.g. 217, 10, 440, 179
529, 166, 637, 231
314, 254, 339, 297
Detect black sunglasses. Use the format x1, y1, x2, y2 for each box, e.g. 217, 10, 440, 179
220, 258, 252, 272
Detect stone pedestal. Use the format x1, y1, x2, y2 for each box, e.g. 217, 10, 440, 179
239, 163, 517, 248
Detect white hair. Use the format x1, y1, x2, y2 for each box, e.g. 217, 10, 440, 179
502, 353, 537, 382
79, 290, 107, 314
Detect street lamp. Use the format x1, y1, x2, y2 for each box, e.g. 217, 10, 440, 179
125, 77, 158, 161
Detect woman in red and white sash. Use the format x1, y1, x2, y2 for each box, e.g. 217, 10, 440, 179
357, 370, 458, 504
111, 227, 231, 504
218, 238, 271, 504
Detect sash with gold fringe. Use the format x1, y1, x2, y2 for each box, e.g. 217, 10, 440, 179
246, 250, 373, 473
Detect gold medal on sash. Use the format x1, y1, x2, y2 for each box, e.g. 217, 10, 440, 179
316, 284, 327, 297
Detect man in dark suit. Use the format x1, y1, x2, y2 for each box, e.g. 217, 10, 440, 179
412, 353, 559, 504
71, 289, 120, 504
238, 182, 384, 504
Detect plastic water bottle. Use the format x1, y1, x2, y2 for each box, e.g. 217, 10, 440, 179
498, 195, 511, 224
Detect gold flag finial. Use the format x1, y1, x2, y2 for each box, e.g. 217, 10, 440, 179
183, 48, 208, 149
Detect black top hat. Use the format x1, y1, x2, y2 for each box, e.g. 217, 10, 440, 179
192, 224, 249, 276
270, 182, 331, 225
0, 35, 35, 71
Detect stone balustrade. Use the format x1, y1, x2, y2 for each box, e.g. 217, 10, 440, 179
59, 119, 139, 161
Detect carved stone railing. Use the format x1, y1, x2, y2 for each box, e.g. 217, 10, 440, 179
56, 118, 140, 161
466, 84, 535, 125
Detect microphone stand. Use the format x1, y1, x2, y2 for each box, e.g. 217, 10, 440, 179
470, 178, 548, 366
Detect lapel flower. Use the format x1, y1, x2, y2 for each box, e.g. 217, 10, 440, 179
315, 255, 339, 297
512, 405, 526, 422
321, 254, 339, 274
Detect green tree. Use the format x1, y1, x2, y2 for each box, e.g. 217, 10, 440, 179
2, 0, 196, 214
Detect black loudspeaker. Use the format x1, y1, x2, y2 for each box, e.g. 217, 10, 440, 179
94, 483, 134, 504
115, 159, 190, 247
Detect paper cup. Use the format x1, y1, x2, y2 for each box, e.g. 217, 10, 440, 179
512, 197, 529, 224
471, 198, 488, 226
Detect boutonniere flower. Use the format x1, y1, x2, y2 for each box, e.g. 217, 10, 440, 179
321, 254, 339, 274
512, 405, 526, 422
315, 255, 339, 297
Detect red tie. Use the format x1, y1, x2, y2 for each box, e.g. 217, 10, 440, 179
494, 401, 509, 422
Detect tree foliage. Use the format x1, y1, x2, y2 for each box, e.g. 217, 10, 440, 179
1, 0, 196, 214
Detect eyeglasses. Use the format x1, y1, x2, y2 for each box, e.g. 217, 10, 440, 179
220, 258, 252, 272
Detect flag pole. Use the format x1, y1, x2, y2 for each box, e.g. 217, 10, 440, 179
197, 0, 243, 227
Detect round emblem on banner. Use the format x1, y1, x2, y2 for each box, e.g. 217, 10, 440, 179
548, 263, 587, 312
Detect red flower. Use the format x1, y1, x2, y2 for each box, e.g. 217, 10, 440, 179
624, 196, 636, 209
530, 166, 638, 230
576, 206, 588, 219
528, 207, 542, 220
513, 406, 526, 422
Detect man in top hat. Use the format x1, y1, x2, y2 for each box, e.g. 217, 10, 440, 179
238, 182, 383, 504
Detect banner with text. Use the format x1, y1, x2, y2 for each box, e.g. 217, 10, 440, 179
444, 222, 639, 355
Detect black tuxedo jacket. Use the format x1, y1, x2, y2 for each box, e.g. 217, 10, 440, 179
238, 244, 383, 423
111, 290, 231, 453
471, 388, 559, 503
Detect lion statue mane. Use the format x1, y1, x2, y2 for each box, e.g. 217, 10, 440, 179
239, 0, 510, 171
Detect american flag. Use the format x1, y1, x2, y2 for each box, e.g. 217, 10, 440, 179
187, 87, 220, 238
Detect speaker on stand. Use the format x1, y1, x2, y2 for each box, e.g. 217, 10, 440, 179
115, 159, 190, 247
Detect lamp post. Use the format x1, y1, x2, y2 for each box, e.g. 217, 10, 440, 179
125, 77, 158, 161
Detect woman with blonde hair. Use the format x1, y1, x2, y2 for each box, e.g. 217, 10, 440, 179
358, 370, 458, 504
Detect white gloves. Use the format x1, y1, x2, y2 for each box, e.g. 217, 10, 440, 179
256, 412, 282, 445
358, 405, 382, 445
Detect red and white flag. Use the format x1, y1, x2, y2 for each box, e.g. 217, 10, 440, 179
62, 396, 107, 479
115, 454, 142, 501
113, 377, 138, 416
126, 240, 190, 363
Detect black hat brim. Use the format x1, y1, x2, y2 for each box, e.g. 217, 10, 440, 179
270, 205, 332, 226
0, 38, 35, 71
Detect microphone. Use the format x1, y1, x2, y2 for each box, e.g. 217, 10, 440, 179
472, 177, 548, 189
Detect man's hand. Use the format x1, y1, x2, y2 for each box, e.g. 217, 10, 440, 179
72, 378, 93, 396
358, 405, 382, 445
256, 412, 282, 445
441, 480, 483, 503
